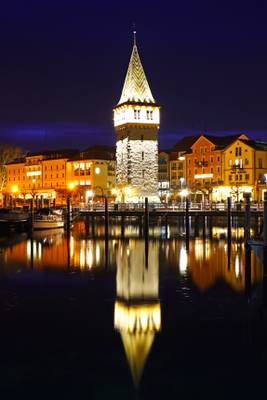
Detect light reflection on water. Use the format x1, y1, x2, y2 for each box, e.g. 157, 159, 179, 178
0, 219, 265, 390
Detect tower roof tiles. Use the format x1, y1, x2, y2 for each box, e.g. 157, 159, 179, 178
118, 44, 155, 105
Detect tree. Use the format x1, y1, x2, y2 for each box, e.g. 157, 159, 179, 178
0, 144, 24, 191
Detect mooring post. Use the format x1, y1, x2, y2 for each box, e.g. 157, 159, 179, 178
144, 197, 149, 239
67, 195, 71, 232
29, 198, 33, 232
264, 191, 267, 247
53, 198, 56, 209
40, 195, 44, 209
185, 198, 189, 249
227, 196, 232, 244
104, 196, 109, 238
244, 192, 251, 245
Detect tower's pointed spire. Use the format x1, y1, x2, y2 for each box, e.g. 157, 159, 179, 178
118, 37, 155, 105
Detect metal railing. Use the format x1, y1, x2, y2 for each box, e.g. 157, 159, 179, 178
79, 201, 264, 212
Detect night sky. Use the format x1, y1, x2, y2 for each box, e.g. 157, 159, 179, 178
0, 0, 267, 151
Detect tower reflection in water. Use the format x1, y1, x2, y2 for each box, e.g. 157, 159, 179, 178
114, 240, 161, 387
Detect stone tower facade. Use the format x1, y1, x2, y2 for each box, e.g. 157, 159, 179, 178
113, 38, 160, 203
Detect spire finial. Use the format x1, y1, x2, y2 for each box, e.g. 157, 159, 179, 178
133, 22, 136, 46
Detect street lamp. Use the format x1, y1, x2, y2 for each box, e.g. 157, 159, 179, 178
11, 185, 19, 209
180, 189, 189, 209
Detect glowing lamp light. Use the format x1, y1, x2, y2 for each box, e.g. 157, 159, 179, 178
111, 188, 118, 195
95, 167, 101, 175
11, 185, 18, 194
180, 189, 189, 197
86, 190, 94, 198
68, 182, 76, 190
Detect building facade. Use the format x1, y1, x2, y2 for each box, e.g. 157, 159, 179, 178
6, 147, 116, 205
113, 38, 160, 203
223, 139, 267, 201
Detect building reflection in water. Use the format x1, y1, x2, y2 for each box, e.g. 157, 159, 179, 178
1, 219, 263, 294
114, 240, 161, 387
166, 239, 263, 292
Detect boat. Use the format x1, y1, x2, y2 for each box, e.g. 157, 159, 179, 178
33, 208, 64, 230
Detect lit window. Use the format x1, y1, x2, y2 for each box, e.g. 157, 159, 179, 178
95, 167, 101, 175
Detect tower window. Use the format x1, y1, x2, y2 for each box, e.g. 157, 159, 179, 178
134, 109, 141, 119
146, 110, 153, 120
142, 151, 144, 160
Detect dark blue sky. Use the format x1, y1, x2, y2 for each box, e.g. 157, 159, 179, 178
0, 0, 267, 151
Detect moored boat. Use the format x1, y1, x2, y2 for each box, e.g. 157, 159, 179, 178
33, 209, 64, 230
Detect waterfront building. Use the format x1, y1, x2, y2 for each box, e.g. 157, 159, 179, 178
113, 36, 160, 203
185, 134, 248, 202
5, 146, 115, 204
223, 138, 267, 201
158, 151, 170, 200
169, 136, 198, 198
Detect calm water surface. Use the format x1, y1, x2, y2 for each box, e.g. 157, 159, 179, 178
0, 219, 266, 399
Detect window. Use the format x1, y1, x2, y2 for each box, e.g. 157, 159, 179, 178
134, 109, 141, 119
217, 166, 220, 173
146, 110, 153, 120
56, 173, 58, 178
56, 165, 58, 170
142, 152, 144, 161
239, 174, 242, 180
239, 147, 242, 156
245, 174, 249, 181
194, 168, 197, 174
235, 175, 238, 181
62, 164, 65, 169
217, 156, 220, 162
210, 157, 213, 163
188, 159, 191, 165
50, 165, 52, 170
211, 167, 213, 173
229, 159, 232, 167
204, 146, 207, 153
229, 175, 232, 181
245, 158, 249, 165
62, 173, 64, 178
259, 158, 263, 168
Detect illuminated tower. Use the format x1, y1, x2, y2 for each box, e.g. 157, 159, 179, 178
113, 34, 160, 203
114, 240, 161, 387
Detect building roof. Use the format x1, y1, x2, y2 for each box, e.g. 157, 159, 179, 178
118, 43, 155, 105
27, 148, 79, 160
204, 134, 249, 149
79, 145, 115, 161
173, 136, 199, 152
239, 139, 267, 151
